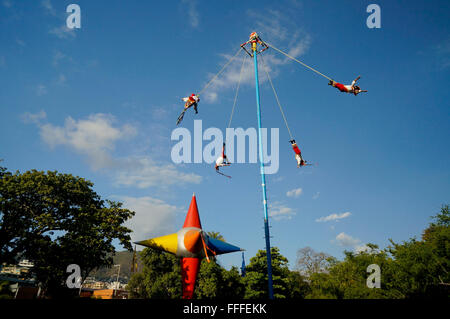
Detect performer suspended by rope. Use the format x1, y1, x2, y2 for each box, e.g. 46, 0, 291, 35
290, 140, 308, 168
328, 76, 367, 96
264, 41, 369, 96
215, 143, 231, 178
183, 93, 200, 113
175, 47, 243, 127
177, 93, 200, 125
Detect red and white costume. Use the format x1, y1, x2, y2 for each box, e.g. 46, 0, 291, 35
215, 145, 229, 170
291, 142, 305, 167
330, 77, 367, 96
183, 94, 200, 108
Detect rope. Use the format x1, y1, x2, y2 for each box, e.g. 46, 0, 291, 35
198, 47, 243, 97
227, 54, 247, 128
264, 41, 334, 82
200, 234, 210, 263
259, 54, 294, 140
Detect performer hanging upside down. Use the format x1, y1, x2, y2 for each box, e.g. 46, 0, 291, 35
290, 140, 307, 168
183, 93, 200, 114
215, 143, 231, 177
328, 76, 367, 96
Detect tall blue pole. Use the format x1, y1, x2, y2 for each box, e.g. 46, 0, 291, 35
252, 42, 274, 299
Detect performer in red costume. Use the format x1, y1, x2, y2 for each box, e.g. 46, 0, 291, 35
328, 76, 367, 96
290, 140, 307, 168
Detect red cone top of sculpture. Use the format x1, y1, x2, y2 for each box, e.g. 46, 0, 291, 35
183, 194, 202, 229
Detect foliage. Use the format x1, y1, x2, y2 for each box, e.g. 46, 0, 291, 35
127, 248, 182, 299
243, 247, 299, 299
306, 246, 403, 299
195, 260, 245, 299
0, 166, 135, 298
128, 247, 246, 299
305, 205, 450, 299
387, 205, 450, 298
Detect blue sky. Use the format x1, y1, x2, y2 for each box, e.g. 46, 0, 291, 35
1, 0, 449, 270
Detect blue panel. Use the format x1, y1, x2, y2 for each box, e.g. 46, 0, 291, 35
207, 237, 241, 255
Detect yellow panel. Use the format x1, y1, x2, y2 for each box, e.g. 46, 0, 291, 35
136, 233, 178, 255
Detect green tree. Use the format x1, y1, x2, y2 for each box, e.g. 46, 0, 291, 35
195, 259, 224, 299
307, 245, 402, 299
0, 167, 135, 298
194, 259, 245, 299
305, 206, 450, 299
243, 247, 292, 299
127, 248, 182, 299
387, 205, 450, 297
221, 266, 246, 298
207, 231, 225, 242
286, 270, 311, 298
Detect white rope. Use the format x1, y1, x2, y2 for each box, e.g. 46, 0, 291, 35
259, 54, 294, 140
227, 54, 247, 128
264, 41, 334, 82
198, 47, 243, 97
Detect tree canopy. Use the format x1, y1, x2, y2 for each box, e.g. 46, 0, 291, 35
0, 166, 135, 297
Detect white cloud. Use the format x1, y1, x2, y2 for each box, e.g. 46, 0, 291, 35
335, 232, 361, 247
355, 244, 371, 254
114, 156, 202, 189
116, 196, 178, 242
42, 1, 77, 40
182, 0, 199, 28
269, 201, 296, 221
316, 212, 351, 223
52, 51, 71, 67
334, 232, 373, 254
41, 0, 56, 16
286, 187, 302, 198
247, 9, 311, 59
201, 53, 254, 103
201, 9, 311, 103
39, 113, 137, 170
21, 110, 47, 124
29, 113, 202, 189
49, 25, 76, 39
333, 234, 374, 254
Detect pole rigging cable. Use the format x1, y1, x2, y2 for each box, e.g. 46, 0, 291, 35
264, 41, 334, 82
259, 53, 294, 141
198, 47, 243, 97
227, 54, 247, 129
